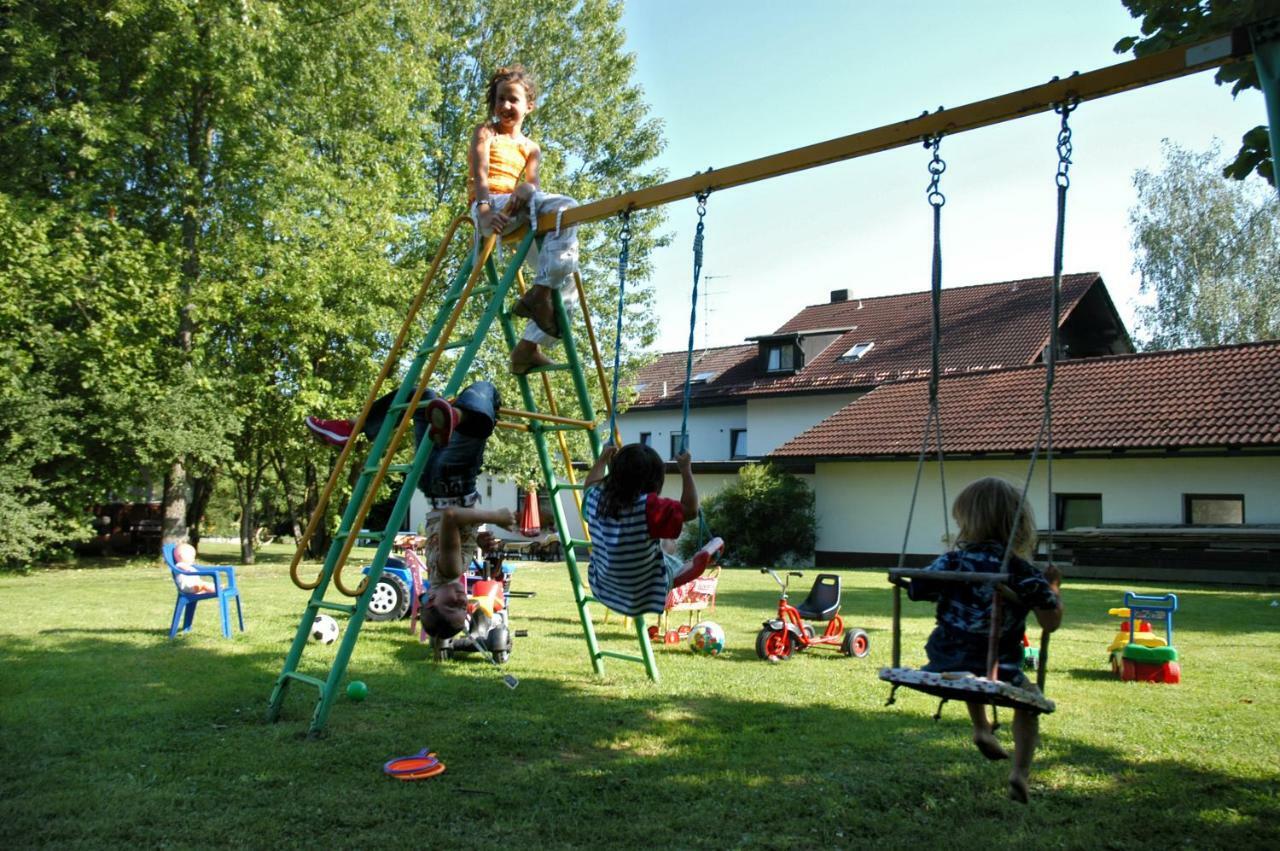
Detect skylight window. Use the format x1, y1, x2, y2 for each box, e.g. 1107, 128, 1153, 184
690, 371, 715, 384
840, 341, 874, 361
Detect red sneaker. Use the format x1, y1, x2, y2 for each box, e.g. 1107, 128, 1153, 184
425, 398, 459, 447
305, 416, 354, 447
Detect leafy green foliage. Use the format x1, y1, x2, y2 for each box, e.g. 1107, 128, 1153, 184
1114, 0, 1280, 186
688, 464, 817, 566
0, 0, 667, 560
1130, 140, 1280, 349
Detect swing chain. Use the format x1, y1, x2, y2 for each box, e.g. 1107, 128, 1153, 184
924, 134, 946, 208
692, 190, 710, 278
617, 209, 632, 284
1054, 98, 1077, 189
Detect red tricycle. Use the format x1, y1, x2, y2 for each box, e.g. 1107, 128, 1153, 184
755, 568, 870, 661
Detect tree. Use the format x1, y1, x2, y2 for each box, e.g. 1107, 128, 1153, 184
687, 465, 816, 567
0, 0, 668, 563
1115, 0, 1280, 186
1131, 140, 1280, 350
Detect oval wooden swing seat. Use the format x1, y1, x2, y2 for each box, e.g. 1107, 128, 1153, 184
878, 666, 1055, 714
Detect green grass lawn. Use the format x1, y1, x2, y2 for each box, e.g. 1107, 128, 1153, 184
2, 543, 1278, 849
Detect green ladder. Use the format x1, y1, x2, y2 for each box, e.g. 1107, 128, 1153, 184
267, 224, 657, 737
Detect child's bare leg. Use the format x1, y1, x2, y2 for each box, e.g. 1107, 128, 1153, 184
438, 507, 516, 579
1009, 708, 1038, 803
967, 701, 1009, 761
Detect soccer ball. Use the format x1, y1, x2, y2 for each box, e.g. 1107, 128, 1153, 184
688, 621, 725, 656
310, 614, 340, 645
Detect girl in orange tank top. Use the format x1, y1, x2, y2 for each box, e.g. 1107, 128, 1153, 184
467, 65, 580, 376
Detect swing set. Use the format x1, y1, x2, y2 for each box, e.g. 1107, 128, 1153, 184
266, 20, 1279, 736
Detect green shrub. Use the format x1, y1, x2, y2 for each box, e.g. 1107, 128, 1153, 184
682, 464, 815, 567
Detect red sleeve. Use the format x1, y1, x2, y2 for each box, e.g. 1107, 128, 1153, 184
646, 493, 686, 539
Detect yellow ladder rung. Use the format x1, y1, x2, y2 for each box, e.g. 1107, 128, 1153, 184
498, 407, 594, 429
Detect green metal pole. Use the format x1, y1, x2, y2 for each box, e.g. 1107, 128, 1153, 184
1252, 19, 1280, 196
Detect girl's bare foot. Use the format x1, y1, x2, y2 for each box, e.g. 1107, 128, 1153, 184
511, 342, 554, 375
1008, 773, 1030, 804
974, 731, 1009, 761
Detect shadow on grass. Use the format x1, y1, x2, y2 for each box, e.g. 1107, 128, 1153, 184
1, 626, 1277, 850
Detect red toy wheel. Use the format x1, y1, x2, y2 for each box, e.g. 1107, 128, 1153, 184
1122, 659, 1137, 681
755, 627, 792, 661
1163, 661, 1182, 684
842, 628, 870, 658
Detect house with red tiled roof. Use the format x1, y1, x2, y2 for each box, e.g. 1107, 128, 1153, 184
619, 273, 1130, 482
771, 340, 1280, 584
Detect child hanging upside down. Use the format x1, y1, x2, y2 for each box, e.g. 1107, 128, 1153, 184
305, 381, 518, 646
582, 443, 721, 617
907, 477, 1063, 803
467, 64, 581, 376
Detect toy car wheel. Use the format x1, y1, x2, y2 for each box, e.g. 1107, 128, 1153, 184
1163, 661, 1181, 684
367, 573, 411, 621
1109, 653, 1123, 677
842, 628, 870, 658
488, 625, 511, 663
755, 627, 792, 661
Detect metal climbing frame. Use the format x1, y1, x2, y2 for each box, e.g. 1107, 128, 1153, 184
268, 221, 657, 737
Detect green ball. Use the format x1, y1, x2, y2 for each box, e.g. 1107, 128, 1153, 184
346, 680, 368, 701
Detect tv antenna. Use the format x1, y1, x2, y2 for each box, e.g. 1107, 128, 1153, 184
702, 274, 731, 350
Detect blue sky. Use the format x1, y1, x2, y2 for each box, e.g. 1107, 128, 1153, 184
616, 1, 1268, 353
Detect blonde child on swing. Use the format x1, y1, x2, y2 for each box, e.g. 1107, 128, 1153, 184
467, 64, 580, 376
907, 477, 1063, 803
582, 444, 721, 618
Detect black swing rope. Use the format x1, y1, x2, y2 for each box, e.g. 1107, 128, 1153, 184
886, 103, 1077, 715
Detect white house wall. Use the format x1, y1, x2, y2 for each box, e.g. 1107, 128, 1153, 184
813, 455, 1280, 559
617, 406, 747, 461
746, 394, 862, 456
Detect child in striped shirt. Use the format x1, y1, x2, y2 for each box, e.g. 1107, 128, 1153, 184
582, 443, 718, 616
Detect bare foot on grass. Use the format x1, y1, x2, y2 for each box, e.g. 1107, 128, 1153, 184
1008, 773, 1030, 804
974, 731, 1009, 761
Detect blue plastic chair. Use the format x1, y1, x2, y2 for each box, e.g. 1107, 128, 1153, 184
163, 543, 245, 639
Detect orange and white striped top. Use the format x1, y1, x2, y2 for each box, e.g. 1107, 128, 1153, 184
469, 134, 532, 201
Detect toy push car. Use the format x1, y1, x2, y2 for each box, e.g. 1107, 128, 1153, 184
1106, 592, 1180, 684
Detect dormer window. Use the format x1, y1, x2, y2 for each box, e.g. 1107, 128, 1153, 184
765, 344, 795, 373
839, 341, 874, 361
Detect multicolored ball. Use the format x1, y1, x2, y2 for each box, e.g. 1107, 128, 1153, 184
688, 621, 725, 656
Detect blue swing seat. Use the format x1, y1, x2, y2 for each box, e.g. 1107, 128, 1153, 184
163, 542, 245, 639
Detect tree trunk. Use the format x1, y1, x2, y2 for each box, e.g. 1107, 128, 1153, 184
162, 462, 189, 545
186, 474, 215, 546
238, 506, 257, 564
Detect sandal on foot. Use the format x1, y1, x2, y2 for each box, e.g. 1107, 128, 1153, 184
424, 398, 458, 447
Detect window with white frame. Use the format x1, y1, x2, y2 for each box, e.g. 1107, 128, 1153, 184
765, 344, 794, 372
839, 341, 874, 361
638, 432, 652, 447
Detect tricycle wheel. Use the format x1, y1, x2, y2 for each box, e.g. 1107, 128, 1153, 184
487, 625, 512, 662
756, 627, 792, 661
842, 628, 870, 658
367, 574, 410, 621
